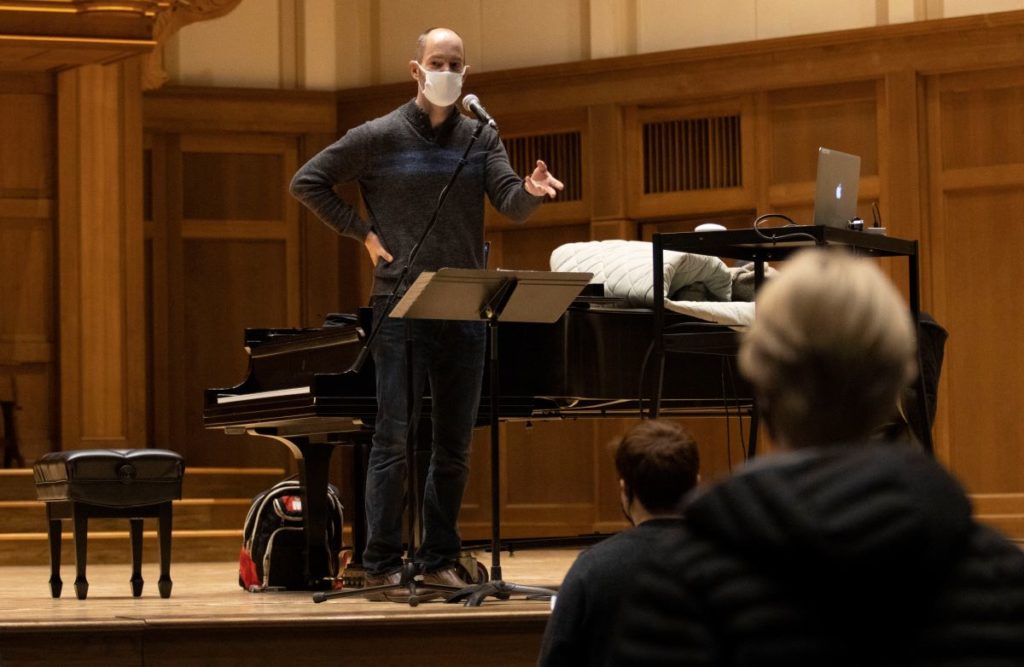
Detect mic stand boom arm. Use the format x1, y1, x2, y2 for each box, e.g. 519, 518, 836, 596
347, 120, 488, 373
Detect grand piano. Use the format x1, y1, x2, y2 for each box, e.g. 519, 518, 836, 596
204, 295, 751, 589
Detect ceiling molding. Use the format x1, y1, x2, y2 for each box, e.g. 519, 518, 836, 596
0, 0, 240, 78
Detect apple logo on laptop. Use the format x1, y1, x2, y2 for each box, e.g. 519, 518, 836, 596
835, 183, 843, 200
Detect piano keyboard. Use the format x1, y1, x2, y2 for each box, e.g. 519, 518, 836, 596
217, 386, 311, 404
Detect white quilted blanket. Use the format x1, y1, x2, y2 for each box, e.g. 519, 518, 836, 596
549, 240, 754, 328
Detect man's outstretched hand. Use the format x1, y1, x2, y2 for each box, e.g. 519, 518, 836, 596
524, 160, 564, 198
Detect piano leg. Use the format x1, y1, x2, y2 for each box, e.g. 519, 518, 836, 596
295, 439, 335, 590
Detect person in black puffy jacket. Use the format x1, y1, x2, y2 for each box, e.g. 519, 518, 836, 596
609, 249, 1024, 666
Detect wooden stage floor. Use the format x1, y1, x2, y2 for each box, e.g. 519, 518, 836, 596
0, 548, 578, 666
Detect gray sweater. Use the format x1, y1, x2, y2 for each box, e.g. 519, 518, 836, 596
290, 99, 543, 297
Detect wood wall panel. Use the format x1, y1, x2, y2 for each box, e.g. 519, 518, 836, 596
144, 134, 175, 453
768, 81, 879, 184
130, 14, 1024, 538
0, 217, 55, 460
57, 59, 146, 449
460, 414, 756, 540
938, 71, 1024, 170
465, 421, 600, 539
934, 188, 1024, 492
182, 151, 285, 221
158, 133, 301, 467
299, 133, 351, 323
0, 219, 52, 344
0, 92, 53, 197
0, 74, 57, 464
504, 420, 597, 507
4, 362, 56, 462
142, 90, 337, 467
489, 223, 590, 272
143, 88, 337, 135
922, 65, 1024, 536
180, 239, 293, 468
877, 70, 925, 278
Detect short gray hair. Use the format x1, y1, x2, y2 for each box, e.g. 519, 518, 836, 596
738, 249, 917, 448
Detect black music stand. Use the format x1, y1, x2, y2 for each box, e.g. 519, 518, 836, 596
393, 268, 592, 606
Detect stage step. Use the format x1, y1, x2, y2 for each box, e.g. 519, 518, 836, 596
0, 470, 36, 500
0, 466, 286, 501
0, 498, 252, 532
0, 466, 287, 566
0, 529, 244, 567
181, 467, 288, 498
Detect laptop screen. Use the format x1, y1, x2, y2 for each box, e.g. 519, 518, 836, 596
812, 147, 861, 228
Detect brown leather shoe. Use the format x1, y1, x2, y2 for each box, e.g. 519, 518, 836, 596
421, 566, 470, 592
362, 570, 410, 603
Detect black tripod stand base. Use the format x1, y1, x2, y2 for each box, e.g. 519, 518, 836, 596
313, 581, 466, 605
445, 580, 556, 607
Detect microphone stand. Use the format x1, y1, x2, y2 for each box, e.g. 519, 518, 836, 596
315, 118, 487, 605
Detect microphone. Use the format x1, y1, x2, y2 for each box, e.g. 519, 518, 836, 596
462, 94, 497, 129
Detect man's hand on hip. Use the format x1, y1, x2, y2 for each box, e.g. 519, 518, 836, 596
364, 231, 394, 266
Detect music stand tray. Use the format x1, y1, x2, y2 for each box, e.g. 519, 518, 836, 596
391, 268, 592, 324
393, 268, 592, 606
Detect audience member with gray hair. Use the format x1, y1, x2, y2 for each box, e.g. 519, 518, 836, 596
609, 249, 1024, 666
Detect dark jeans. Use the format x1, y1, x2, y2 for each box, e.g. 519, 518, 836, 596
364, 299, 486, 575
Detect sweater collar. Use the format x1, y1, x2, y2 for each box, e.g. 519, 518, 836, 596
402, 99, 460, 141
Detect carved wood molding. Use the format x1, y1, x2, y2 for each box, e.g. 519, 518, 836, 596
0, 1, 165, 71
0, 1, 162, 16
143, 0, 242, 90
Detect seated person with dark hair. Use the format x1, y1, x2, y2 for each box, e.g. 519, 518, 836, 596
610, 249, 1024, 666
537, 419, 700, 667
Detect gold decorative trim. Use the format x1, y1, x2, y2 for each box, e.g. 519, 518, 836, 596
0, 1, 166, 16
0, 34, 155, 46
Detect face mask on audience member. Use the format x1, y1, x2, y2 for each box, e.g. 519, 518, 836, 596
417, 64, 462, 107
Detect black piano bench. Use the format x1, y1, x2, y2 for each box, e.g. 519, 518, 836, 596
32, 449, 185, 600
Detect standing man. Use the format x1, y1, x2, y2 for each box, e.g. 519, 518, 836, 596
290, 27, 563, 599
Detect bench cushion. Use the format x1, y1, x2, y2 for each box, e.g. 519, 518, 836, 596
33, 449, 185, 507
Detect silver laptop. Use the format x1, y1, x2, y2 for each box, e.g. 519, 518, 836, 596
812, 147, 861, 228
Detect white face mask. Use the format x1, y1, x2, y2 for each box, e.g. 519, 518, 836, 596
417, 63, 463, 107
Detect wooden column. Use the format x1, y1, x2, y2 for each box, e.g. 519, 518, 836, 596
57, 58, 146, 450
588, 104, 637, 240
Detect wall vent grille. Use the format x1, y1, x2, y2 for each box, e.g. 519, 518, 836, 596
642, 115, 741, 193
504, 131, 583, 202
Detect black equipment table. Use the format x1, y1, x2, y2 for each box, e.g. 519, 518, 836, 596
650, 226, 927, 453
